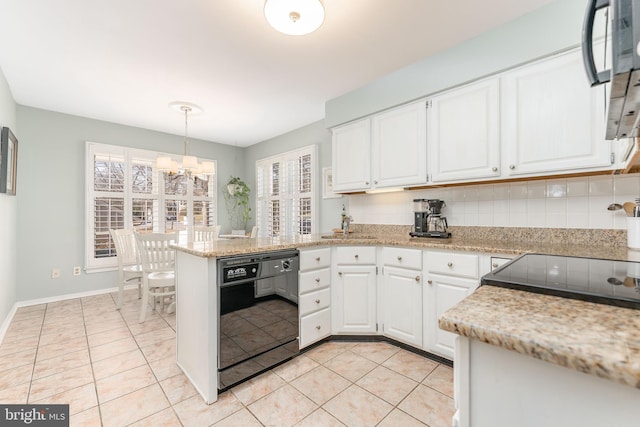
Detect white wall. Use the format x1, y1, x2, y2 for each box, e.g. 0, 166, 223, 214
348, 174, 639, 230
0, 68, 17, 323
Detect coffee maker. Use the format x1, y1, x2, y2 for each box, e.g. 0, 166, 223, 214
410, 198, 451, 238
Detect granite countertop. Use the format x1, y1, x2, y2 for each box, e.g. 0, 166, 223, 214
439, 285, 640, 389
172, 231, 637, 261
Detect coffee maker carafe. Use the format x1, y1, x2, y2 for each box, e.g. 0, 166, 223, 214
410, 198, 451, 238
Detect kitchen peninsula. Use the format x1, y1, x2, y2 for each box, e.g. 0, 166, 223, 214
172, 228, 640, 411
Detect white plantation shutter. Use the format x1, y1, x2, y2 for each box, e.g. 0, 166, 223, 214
86, 142, 216, 270
255, 145, 317, 238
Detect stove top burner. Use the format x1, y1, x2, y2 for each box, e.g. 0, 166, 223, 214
482, 254, 640, 310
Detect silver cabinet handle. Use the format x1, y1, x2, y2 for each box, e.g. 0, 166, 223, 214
315, 257, 320, 262
355, 254, 359, 259
316, 325, 321, 330
315, 277, 320, 283
365, 181, 369, 185
492, 166, 498, 172
427, 280, 433, 284
315, 299, 320, 304
492, 262, 498, 268
397, 256, 402, 261
374, 180, 378, 184
447, 262, 453, 267
509, 164, 515, 170
338, 272, 342, 276
415, 276, 420, 282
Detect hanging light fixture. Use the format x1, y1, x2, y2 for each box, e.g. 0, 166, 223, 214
264, 0, 325, 36
157, 102, 215, 176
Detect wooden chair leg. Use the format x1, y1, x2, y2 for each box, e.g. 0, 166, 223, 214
139, 279, 149, 323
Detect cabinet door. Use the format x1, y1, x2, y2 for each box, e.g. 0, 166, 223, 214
333, 265, 377, 333
332, 118, 371, 192
424, 274, 477, 359
429, 79, 501, 183
371, 101, 427, 188
382, 266, 422, 347
502, 49, 610, 176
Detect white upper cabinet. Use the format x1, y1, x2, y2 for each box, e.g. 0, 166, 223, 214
501, 48, 611, 177
371, 100, 427, 188
428, 78, 501, 183
332, 118, 371, 192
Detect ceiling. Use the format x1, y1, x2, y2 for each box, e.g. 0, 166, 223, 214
0, 0, 557, 147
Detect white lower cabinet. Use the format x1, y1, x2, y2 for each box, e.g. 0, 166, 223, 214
333, 247, 377, 334
299, 247, 332, 348
424, 251, 480, 359
382, 266, 422, 347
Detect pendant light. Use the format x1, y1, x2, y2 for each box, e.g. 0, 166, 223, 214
264, 0, 325, 36
157, 102, 215, 176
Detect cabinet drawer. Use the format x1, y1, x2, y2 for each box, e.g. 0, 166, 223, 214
300, 247, 331, 271
300, 307, 331, 348
382, 247, 422, 270
427, 251, 479, 279
299, 288, 331, 316
335, 246, 376, 264
299, 267, 330, 294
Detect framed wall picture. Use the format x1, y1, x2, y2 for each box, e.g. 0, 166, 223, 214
322, 167, 341, 199
1, 127, 18, 195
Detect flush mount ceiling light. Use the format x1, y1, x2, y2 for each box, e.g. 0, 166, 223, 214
157, 102, 215, 176
264, 0, 325, 36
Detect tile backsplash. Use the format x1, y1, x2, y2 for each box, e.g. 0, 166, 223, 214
346, 173, 640, 230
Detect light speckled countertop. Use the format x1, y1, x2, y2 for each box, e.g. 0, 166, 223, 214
439, 285, 640, 389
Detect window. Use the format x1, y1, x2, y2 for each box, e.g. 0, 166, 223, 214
255, 145, 317, 237
86, 142, 216, 271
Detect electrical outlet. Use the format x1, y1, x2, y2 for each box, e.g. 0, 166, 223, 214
73, 267, 81, 276
51, 268, 61, 279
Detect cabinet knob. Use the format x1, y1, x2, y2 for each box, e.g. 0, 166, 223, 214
447, 262, 453, 268
397, 256, 402, 261
492, 166, 498, 172
492, 262, 498, 268
315, 277, 320, 283
315, 257, 320, 262
365, 181, 369, 185
415, 276, 420, 282
338, 271, 343, 276
427, 280, 433, 285
316, 325, 321, 330
315, 299, 321, 304
374, 180, 378, 184
355, 254, 359, 259
509, 164, 515, 170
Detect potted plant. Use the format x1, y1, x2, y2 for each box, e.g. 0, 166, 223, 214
223, 176, 251, 232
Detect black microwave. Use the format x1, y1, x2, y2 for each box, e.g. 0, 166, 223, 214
583, 0, 640, 140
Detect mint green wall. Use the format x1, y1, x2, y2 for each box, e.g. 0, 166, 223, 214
15, 107, 239, 301
325, 0, 586, 127
243, 120, 344, 233
0, 68, 17, 323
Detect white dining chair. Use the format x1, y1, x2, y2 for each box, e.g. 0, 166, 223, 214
194, 225, 221, 241
250, 225, 259, 238
110, 228, 143, 310
135, 231, 178, 322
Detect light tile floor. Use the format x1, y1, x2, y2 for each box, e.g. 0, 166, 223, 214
0, 289, 454, 426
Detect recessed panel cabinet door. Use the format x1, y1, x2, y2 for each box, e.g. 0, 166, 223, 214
371, 100, 427, 188
429, 79, 501, 183
502, 48, 610, 176
332, 118, 371, 192
333, 265, 377, 333
382, 266, 422, 347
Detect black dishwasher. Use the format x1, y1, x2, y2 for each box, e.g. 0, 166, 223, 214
217, 249, 299, 391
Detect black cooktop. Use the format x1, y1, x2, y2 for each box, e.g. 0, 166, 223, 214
482, 254, 640, 310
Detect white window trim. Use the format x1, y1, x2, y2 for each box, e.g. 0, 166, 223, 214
255, 144, 317, 238
85, 141, 217, 272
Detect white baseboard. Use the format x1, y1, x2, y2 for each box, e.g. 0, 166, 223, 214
0, 303, 18, 346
